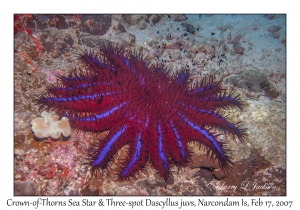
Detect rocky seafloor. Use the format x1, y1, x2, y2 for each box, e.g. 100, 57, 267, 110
14, 14, 286, 196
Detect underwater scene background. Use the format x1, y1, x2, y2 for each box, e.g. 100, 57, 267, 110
14, 14, 286, 196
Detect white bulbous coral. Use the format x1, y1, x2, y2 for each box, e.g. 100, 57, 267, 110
30, 111, 71, 139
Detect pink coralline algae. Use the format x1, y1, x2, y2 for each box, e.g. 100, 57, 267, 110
41, 69, 64, 83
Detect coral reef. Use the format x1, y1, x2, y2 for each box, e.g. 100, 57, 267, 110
14, 14, 286, 196
121, 15, 163, 30
80, 15, 112, 35
182, 23, 195, 34
267, 25, 282, 39
39, 29, 74, 59
225, 69, 280, 98
14, 180, 37, 195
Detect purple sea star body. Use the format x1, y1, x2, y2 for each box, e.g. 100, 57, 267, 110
36, 44, 246, 183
